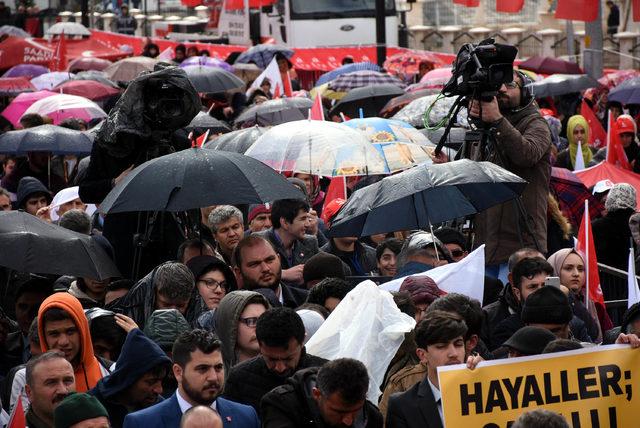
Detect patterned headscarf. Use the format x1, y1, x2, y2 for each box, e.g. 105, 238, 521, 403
605, 183, 637, 212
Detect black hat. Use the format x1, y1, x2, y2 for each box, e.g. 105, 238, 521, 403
504, 326, 557, 356
186, 255, 237, 291
622, 302, 640, 333
16, 176, 51, 209
303, 252, 347, 284
521, 286, 572, 325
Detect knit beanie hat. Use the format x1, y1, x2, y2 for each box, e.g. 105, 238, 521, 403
54, 393, 109, 428
605, 183, 636, 212
399, 275, 446, 306
521, 286, 573, 325
248, 203, 271, 223
303, 252, 347, 284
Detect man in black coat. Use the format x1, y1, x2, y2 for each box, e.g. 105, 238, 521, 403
386, 311, 468, 428
223, 307, 326, 415
261, 358, 383, 428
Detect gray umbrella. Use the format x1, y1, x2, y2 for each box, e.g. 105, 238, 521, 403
184, 66, 245, 93
530, 74, 600, 98
203, 125, 267, 153
0, 125, 93, 155
0, 211, 120, 280
234, 98, 313, 127
329, 159, 527, 237
100, 148, 305, 214
184, 112, 231, 135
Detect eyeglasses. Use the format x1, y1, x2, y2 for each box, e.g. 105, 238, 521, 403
504, 81, 520, 89
239, 317, 259, 327
198, 279, 227, 291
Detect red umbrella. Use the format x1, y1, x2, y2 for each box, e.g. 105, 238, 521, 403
575, 162, 640, 209
383, 51, 445, 78
519, 56, 583, 75
54, 80, 121, 100
0, 77, 36, 96
597, 69, 640, 89
67, 57, 112, 73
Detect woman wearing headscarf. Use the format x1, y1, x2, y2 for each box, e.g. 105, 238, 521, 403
555, 115, 595, 171
547, 248, 605, 342
592, 183, 637, 270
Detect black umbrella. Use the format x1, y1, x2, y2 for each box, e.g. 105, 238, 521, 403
203, 125, 267, 153
234, 98, 313, 127
330, 84, 405, 118
0, 124, 93, 155
0, 211, 120, 280
100, 148, 305, 214
329, 159, 527, 237
184, 112, 231, 135
530, 74, 600, 98
184, 66, 245, 93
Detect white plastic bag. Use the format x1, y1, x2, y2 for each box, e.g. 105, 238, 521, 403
305, 280, 416, 402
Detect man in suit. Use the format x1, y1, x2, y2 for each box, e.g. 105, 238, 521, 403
386, 311, 468, 428
123, 330, 259, 428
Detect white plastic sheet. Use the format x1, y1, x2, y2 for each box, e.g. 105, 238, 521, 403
305, 280, 416, 402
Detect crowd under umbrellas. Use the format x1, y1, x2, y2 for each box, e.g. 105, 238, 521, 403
1, 41, 640, 428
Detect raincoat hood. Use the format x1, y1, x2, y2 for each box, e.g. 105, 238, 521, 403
16, 176, 51, 209
94, 328, 171, 398
567, 115, 592, 167
96, 64, 200, 158
214, 290, 270, 375
143, 308, 191, 351
37, 292, 103, 392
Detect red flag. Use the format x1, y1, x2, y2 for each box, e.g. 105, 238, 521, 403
580, 101, 607, 148
8, 394, 26, 428
272, 83, 281, 99
310, 94, 324, 121
453, 0, 480, 6
634, 0, 640, 21
281, 70, 293, 97
49, 33, 67, 72
555, 0, 599, 21
496, 0, 524, 13
321, 177, 347, 224
606, 113, 631, 169
193, 130, 210, 148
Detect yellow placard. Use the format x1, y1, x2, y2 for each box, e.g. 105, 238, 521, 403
438, 345, 639, 428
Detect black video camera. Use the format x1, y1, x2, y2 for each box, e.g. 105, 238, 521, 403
143, 78, 192, 131
442, 38, 518, 101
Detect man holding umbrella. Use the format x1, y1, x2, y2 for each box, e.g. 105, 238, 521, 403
468, 69, 552, 282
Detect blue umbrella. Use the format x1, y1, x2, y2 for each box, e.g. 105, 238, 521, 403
0, 125, 93, 155
316, 62, 382, 86
235, 44, 294, 69
608, 77, 640, 105
329, 159, 527, 237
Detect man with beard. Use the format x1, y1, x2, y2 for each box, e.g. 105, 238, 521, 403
24, 351, 76, 428
468, 69, 551, 284
123, 329, 259, 428
222, 308, 326, 415
233, 235, 308, 309
386, 311, 468, 428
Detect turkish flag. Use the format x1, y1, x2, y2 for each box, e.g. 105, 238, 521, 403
580, 100, 607, 148
49, 34, 67, 72
606, 112, 631, 170
634, 0, 640, 21
496, 0, 524, 13
555, 0, 599, 21
321, 177, 346, 224
310, 94, 324, 121
453, 0, 480, 7
8, 394, 26, 428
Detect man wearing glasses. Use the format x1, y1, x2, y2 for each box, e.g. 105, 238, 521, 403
468, 68, 552, 284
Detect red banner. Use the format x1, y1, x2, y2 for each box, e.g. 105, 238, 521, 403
634, 0, 640, 21
453, 0, 480, 6
555, 0, 599, 21
496, 0, 524, 13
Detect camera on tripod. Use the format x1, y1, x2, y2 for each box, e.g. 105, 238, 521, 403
443, 38, 518, 101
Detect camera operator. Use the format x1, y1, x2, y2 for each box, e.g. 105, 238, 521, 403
79, 64, 201, 280
468, 70, 552, 282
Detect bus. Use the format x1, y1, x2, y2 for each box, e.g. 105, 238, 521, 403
213, 0, 398, 47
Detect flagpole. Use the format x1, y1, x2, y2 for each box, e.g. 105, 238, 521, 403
584, 199, 589, 308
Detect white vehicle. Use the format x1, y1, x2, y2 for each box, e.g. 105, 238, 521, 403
215, 0, 398, 47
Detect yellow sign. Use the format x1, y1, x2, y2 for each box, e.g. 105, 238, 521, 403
438, 345, 639, 428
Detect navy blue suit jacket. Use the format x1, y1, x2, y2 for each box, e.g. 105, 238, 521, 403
123, 393, 260, 428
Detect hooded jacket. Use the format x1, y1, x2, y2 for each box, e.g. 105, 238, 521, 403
37, 293, 103, 392
143, 309, 191, 352
15, 176, 51, 209
90, 328, 171, 428
214, 290, 270, 375
473, 102, 552, 264
481, 282, 520, 350
261, 367, 383, 428
105, 264, 206, 330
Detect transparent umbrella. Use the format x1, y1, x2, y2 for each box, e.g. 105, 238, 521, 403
244, 120, 389, 176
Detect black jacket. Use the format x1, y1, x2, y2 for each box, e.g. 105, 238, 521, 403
89, 329, 171, 428
481, 283, 520, 350
386, 377, 442, 428
321, 240, 377, 276
223, 348, 327, 415
261, 367, 383, 428
592, 209, 634, 270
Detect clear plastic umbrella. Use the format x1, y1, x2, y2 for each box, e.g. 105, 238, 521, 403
30, 71, 75, 90
393, 94, 468, 129
104, 56, 159, 82
46, 22, 91, 36
245, 120, 389, 176
23, 93, 107, 125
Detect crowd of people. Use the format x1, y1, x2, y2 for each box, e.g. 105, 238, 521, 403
1, 40, 640, 428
